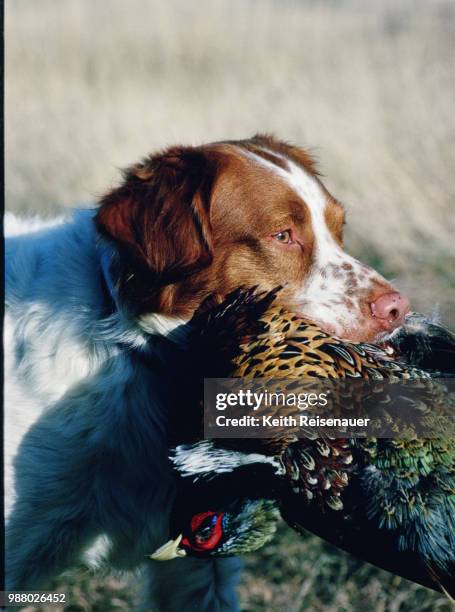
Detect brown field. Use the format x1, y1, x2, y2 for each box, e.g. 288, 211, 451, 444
5, 0, 455, 610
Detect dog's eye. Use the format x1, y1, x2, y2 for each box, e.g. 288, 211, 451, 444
273, 230, 292, 244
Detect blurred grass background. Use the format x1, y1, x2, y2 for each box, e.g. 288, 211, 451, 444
5, 0, 455, 610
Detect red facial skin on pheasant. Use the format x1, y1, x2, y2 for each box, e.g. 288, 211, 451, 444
181, 511, 225, 552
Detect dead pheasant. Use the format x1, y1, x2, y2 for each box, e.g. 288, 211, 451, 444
152, 288, 455, 596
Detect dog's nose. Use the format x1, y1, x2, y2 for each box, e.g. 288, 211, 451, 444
370, 291, 410, 330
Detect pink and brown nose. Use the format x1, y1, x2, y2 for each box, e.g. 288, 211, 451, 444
370, 291, 410, 331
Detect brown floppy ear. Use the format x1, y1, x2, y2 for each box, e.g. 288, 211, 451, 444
95, 146, 218, 312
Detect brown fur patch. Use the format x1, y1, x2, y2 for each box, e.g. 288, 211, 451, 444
95, 134, 401, 340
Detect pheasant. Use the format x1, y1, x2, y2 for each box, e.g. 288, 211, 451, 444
151, 288, 455, 597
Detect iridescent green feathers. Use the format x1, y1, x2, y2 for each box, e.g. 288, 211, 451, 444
171, 288, 455, 595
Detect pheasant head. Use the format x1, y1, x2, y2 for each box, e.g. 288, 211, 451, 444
150, 497, 279, 560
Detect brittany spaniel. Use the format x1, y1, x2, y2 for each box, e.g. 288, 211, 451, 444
5, 135, 409, 610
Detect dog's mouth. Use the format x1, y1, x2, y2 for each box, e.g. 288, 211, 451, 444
374, 313, 422, 359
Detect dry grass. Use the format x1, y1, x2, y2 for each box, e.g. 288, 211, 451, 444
5, 1, 455, 610
6, 0, 455, 323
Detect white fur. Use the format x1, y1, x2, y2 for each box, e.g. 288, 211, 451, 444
283, 159, 379, 332
246, 149, 388, 338
4, 211, 68, 236
5, 210, 241, 611
83, 534, 114, 569
139, 312, 189, 344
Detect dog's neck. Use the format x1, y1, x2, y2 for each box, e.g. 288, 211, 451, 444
97, 234, 190, 348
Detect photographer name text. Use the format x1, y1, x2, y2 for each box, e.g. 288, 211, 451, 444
215, 414, 370, 428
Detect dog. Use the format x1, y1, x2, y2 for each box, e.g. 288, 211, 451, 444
5, 135, 410, 610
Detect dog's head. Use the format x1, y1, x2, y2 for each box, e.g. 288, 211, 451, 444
96, 135, 409, 342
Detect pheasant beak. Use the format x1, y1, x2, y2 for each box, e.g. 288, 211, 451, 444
149, 534, 186, 561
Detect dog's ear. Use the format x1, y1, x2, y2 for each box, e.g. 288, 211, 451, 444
96, 146, 217, 289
